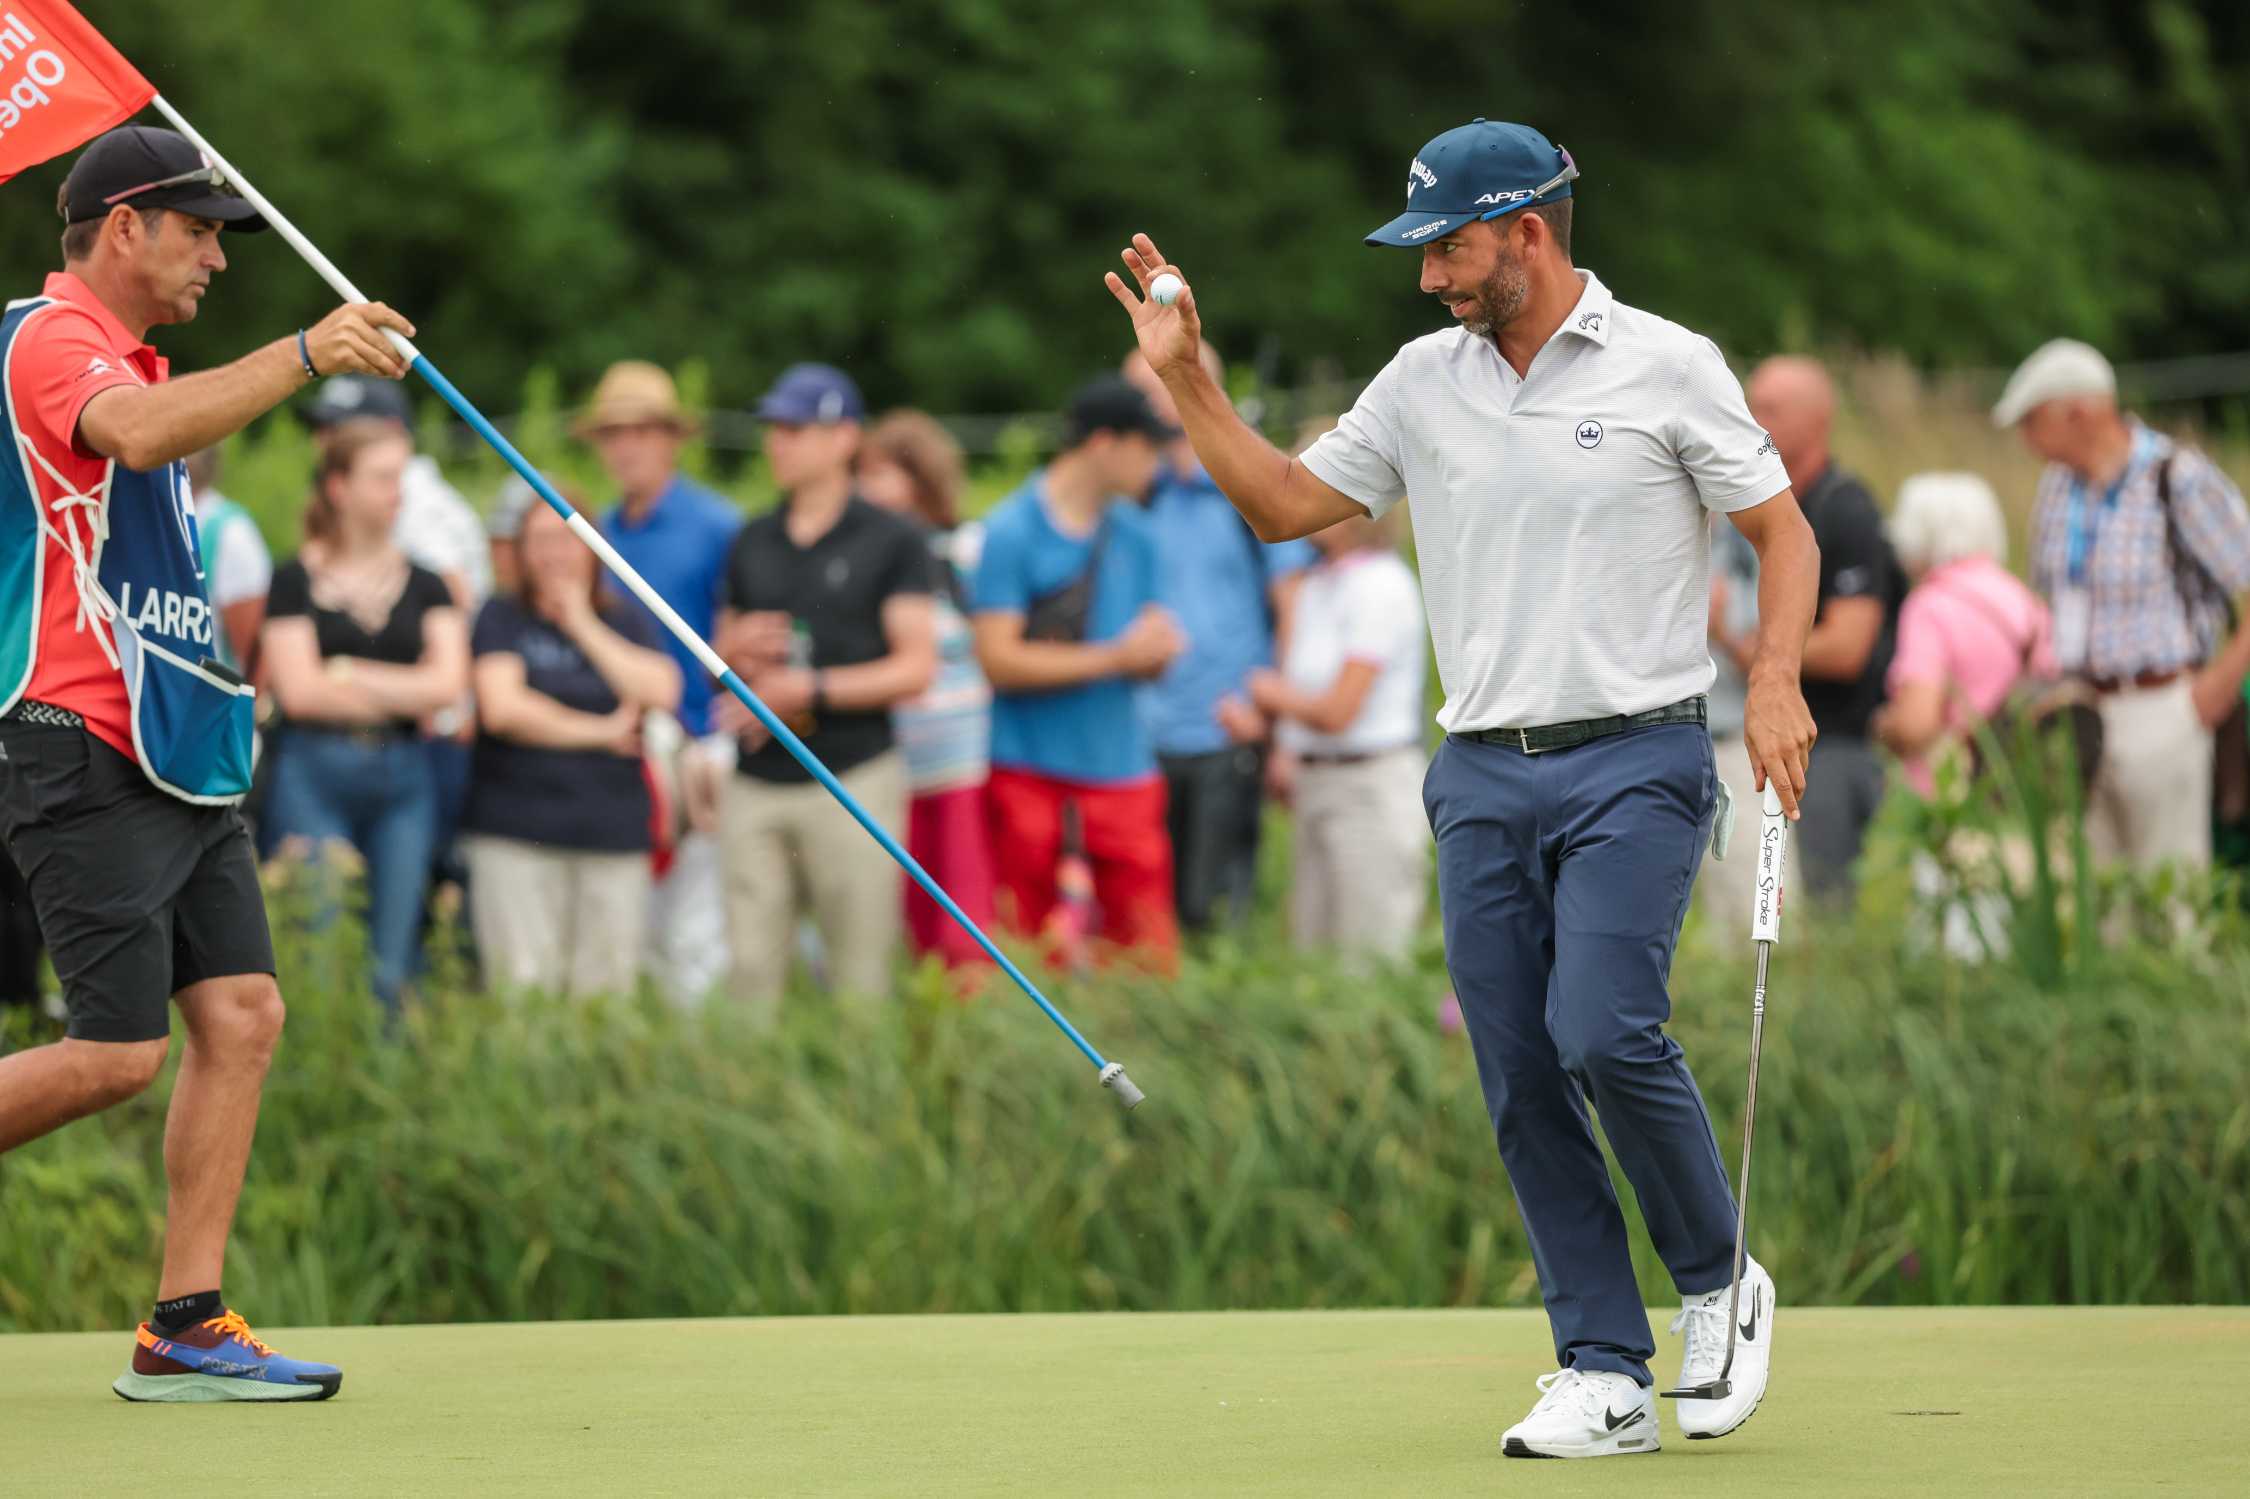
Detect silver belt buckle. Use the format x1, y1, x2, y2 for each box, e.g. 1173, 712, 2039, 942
1518, 728, 1540, 754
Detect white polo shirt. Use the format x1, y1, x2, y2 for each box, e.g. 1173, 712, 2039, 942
1301, 270, 1787, 732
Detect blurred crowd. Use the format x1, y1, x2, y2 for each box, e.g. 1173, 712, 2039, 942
4, 331, 2248, 1019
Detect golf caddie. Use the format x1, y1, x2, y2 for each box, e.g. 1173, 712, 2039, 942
1108, 119, 1819, 1457
0, 125, 413, 1402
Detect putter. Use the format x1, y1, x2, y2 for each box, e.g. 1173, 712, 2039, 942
1662, 781, 1789, 1403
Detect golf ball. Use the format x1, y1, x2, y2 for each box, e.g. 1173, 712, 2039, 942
1150, 272, 1184, 307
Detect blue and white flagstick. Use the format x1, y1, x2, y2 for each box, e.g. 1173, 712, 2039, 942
149, 96, 1146, 1110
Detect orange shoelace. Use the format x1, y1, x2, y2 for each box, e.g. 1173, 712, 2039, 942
201, 1310, 278, 1358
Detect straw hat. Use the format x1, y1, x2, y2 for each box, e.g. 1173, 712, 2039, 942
574, 360, 698, 438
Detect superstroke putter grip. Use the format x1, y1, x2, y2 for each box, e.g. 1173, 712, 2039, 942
1751, 783, 1789, 946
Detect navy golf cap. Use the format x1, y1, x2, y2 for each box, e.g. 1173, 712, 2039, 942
756, 363, 865, 425
1365, 119, 1576, 248
304, 374, 411, 429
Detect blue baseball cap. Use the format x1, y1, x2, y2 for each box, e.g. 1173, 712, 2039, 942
1365, 119, 1577, 248
755, 363, 865, 425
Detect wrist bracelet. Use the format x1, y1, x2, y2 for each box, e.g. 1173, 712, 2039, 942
811, 670, 828, 715
296, 328, 319, 380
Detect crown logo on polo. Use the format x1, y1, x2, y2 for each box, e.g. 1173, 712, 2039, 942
1407, 157, 1438, 200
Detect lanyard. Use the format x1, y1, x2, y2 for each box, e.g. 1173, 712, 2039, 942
2063, 427, 2154, 586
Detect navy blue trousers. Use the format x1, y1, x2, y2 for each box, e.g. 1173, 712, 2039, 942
1424, 723, 1736, 1386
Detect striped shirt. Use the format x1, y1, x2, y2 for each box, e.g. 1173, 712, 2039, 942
2026, 422, 2250, 678
1300, 269, 1788, 731
893, 525, 992, 795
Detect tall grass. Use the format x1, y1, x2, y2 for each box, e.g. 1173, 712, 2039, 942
3, 826, 2244, 1335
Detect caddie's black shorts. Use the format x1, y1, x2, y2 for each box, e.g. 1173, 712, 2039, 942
0, 722, 274, 1043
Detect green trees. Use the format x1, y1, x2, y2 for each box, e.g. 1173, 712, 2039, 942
5, 0, 2243, 408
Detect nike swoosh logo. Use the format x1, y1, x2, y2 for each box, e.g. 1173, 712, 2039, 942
1740, 1286, 1761, 1343
1603, 1406, 1646, 1432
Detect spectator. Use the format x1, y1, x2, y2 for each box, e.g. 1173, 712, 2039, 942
183, 444, 271, 676
304, 375, 488, 609
973, 377, 1184, 964
715, 365, 937, 1013
1739, 356, 1901, 898
1997, 338, 2250, 871
579, 360, 743, 1004
1872, 473, 2057, 794
1235, 506, 1428, 963
857, 409, 1000, 972
463, 497, 681, 998
485, 476, 540, 599
258, 420, 470, 1012
306, 376, 486, 912
1123, 344, 1315, 934
1695, 521, 1764, 934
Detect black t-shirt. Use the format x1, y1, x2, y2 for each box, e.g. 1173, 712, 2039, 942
723, 496, 933, 782
463, 596, 658, 853
1799, 466, 1902, 742
267, 556, 453, 729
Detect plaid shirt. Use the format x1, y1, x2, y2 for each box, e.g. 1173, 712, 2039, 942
2028, 422, 2250, 678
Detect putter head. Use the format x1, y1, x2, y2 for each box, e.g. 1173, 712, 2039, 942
1658, 1379, 1732, 1401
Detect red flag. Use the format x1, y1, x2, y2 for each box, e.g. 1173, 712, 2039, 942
0, 2, 154, 185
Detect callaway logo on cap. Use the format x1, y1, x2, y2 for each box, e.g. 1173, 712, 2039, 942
1367, 119, 1576, 248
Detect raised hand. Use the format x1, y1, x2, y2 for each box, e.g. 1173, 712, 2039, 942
1103, 232, 1202, 378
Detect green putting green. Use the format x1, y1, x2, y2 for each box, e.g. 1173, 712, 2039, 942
3, 1307, 2241, 1496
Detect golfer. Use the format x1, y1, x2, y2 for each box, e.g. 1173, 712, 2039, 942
0, 125, 411, 1402
1107, 119, 1818, 1457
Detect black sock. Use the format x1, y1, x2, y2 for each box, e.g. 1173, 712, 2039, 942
151, 1290, 223, 1334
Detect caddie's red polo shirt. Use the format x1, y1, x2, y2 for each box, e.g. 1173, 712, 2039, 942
7, 270, 167, 761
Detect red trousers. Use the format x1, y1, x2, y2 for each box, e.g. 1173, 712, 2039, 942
986, 768, 1178, 965
903, 781, 999, 970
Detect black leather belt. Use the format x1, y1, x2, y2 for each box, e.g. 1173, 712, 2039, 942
287, 722, 415, 749
1, 699, 85, 729
1299, 744, 1418, 767
1458, 696, 1707, 755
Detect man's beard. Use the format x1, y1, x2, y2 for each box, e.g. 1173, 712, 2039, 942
1459, 246, 1529, 337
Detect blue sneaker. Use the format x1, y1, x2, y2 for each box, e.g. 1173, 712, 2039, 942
113, 1310, 342, 1402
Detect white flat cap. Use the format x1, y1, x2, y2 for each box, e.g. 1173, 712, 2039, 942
1992, 338, 2115, 428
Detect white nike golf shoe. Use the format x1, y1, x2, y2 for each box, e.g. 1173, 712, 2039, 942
1670, 1256, 1775, 1440
1500, 1369, 1661, 1459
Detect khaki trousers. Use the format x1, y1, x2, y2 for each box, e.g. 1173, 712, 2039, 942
464, 835, 652, 1000
720, 750, 906, 1014
1289, 747, 1431, 963
2087, 678, 2213, 872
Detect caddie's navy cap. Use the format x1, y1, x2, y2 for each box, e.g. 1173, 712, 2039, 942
756, 363, 865, 425
59, 126, 268, 233
1365, 119, 1575, 248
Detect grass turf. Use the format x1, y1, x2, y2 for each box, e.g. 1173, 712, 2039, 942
2, 1307, 2242, 1496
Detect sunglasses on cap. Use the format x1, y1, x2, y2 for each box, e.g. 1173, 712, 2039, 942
95, 164, 231, 211
1476, 148, 1579, 222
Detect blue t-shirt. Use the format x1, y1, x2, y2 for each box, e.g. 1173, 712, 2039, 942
973, 474, 1161, 784
1142, 466, 1315, 756
600, 475, 742, 735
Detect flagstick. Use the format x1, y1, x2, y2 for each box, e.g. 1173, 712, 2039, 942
145, 96, 1144, 1109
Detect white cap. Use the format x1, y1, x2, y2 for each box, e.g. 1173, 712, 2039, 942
487, 475, 540, 539
1991, 338, 2115, 428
